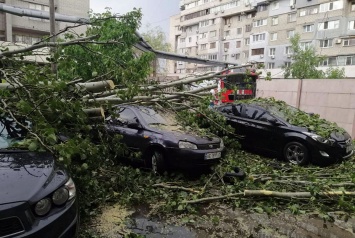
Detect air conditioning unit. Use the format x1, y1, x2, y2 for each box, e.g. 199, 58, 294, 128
290, 4, 295, 9
196, 30, 199, 33
335, 38, 342, 44
221, 10, 225, 13
260, 55, 264, 58
271, 55, 275, 59
223, 37, 226, 40
228, 23, 231, 27
232, 54, 235, 57
287, 54, 291, 58
224, 48, 228, 52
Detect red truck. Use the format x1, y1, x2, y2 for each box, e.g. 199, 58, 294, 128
214, 68, 259, 104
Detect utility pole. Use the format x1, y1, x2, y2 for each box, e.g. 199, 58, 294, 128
49, 0, 57, 73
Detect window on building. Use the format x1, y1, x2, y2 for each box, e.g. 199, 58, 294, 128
247, 12, 256, 18
319, 0, 343, 12
352, 3, 355, 11
257, 5, 268, 11
224, 42, 230, 49
285, 46, 292, 55
300, 41, 312, 50
243, 51, 249, 58
287, 30, 295, 39
223, 55, 228, 61
245, 24, 252, 32
237, 27, 242, 34
299, 9, 307, 17
288, 13, 296, 22
271, 1, 279, 10
253, 19, 267, 27
236, 40, 241, 48
201, 32, 207, 38
210, 30, 217, 37
189, 37, 192, 42
251, 48, 264, 55
200, 20, 210, 27
285, 62, 291, 67
318, 20, 340, 30
346, 56, 353, 65
180, 38, 186, 43
271, 17, 279, 26
349, 21, 355, 30
225, 17, 232, 25
224, 30, 230, 37
14, 35, 41, 44
320, 39, 333, 48
208, 54, 217, 60
269, 48, 276, 56
343, 38, 355, 46
237, 15, 242, 21
268, 63, 275, 69
201, 44, 207, 50
270, 32, 278, 41
210, 42, 216, 49
303, 24, 314, 32
236, 53, 240, 59
253, 33, 266, 42
29, 3, 49, 21
245, 38, 250, 45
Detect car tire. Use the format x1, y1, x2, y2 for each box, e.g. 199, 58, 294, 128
149, 150, 166, 175
283, 142, 309, 165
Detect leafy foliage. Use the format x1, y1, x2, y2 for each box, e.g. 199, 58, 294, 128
284, 34, 346, 79
244, 97, 345, 138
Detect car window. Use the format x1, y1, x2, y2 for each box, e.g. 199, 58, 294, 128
137, 108, 178, 126
108, 108, 137, 126
0, 117, 28, 149
220, 105, 242, 117
244, 106, 258, 119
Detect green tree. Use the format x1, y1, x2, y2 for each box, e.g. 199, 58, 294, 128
284, 34, 324, 79
284, 34, 346, 79
141, 24, 171, 76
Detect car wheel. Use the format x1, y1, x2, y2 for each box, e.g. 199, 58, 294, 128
283, 142, 309, 165
150, 150, 166, 175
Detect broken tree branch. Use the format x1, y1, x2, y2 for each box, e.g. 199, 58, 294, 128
152, 183, 200, 194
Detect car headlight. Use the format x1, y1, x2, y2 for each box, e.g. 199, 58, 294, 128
303, 132, 329, 144
220, 139, 224, 149
179, 141, 197, 150
34, 178, 76, 216
34, 198, 52, 216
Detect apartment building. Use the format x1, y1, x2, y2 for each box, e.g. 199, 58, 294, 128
0, 0, 90, 44
169, 0, 355, 77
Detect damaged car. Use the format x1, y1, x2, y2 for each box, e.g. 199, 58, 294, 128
0, 117, 78, 238
105, 106, 224, 174
216, 99, 353, 166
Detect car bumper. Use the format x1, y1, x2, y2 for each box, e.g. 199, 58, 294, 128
17, 198, 79, 238
165, 148, 223, 169
308, 139, 354, 166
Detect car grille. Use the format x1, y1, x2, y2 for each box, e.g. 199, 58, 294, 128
0, 217, 24, 238
198, 143, 220, 150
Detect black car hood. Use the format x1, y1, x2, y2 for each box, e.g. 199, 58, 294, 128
0, 151, 56, 205
150, 126, 220, 144
330, 131, 351, 142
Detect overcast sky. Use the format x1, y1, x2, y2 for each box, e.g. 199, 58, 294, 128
90, 0, 180, 35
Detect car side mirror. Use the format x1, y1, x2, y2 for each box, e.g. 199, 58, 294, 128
268, 118, 281, 126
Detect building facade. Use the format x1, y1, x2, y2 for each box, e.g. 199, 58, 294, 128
169, 0, 355, 77
0, 0, 90, 44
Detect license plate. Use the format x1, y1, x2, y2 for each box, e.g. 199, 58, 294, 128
205, 152, 221, 160
346, 145, 353, 153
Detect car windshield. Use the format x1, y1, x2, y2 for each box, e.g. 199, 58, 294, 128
252, 102, 299, 122
137, 108, 178, 127
0, 117, 28, 149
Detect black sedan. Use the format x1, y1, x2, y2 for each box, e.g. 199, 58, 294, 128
105, 106, 224, 174
0, 118, 78, 238
215, 101, 353, 166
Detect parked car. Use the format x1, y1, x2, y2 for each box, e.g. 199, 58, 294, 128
0, 117, 78, 238
215, 101, 353, 166
105, 106, 224, 174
